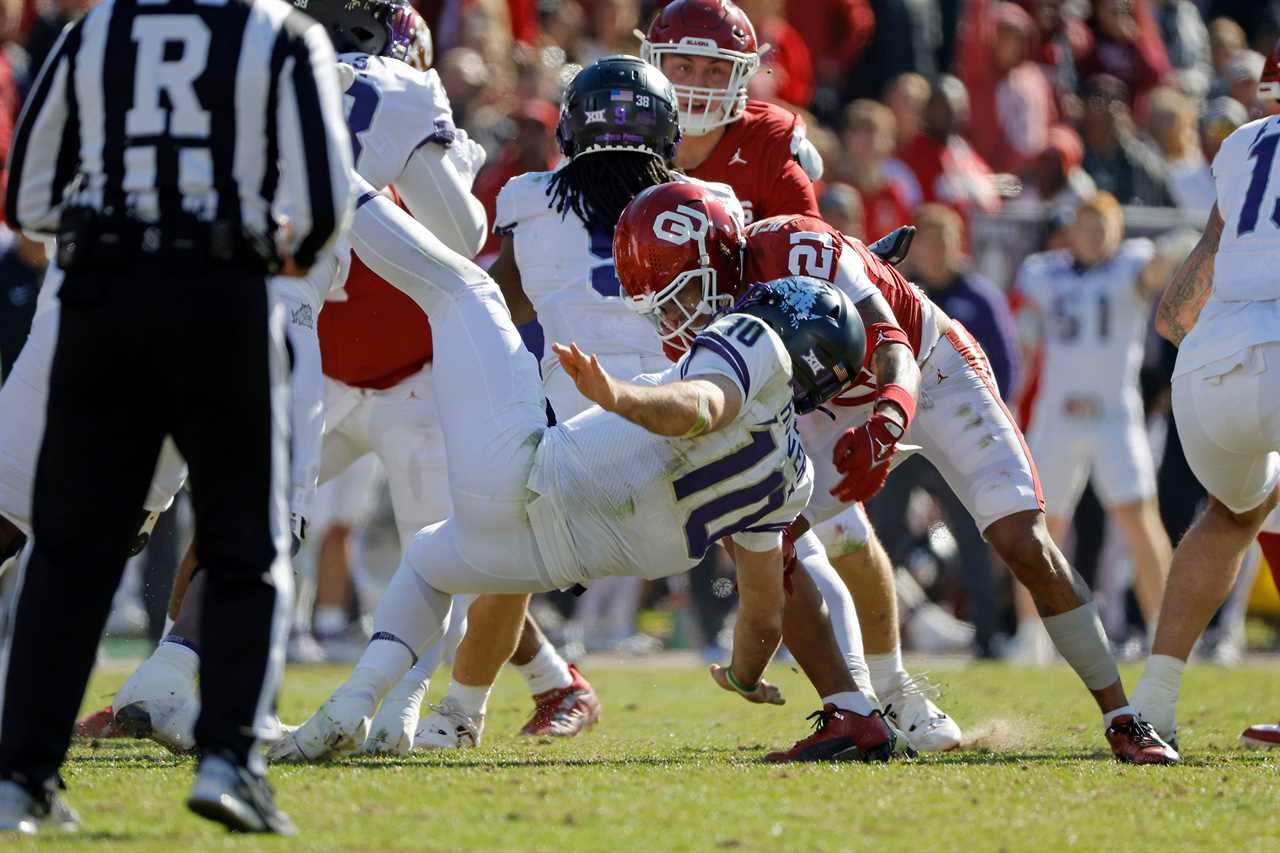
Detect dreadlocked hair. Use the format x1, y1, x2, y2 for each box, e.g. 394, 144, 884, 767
546, 152, 676, 234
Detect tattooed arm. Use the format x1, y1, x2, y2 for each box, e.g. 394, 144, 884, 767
1155, 204, 1224, 346
854, 291, 921, 423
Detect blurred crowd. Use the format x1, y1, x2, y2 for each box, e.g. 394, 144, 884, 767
409, 0, 1280, 258
3, 0, 1280, 664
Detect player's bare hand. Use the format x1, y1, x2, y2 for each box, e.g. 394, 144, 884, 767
552, 342, 619, 411
709, 664, 785, 706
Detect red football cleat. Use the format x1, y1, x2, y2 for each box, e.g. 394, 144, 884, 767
1241, 722, 1280, 748
519, 664, 601, 737
1106, 715, 1180, 765
765, 704, 912, 763
74, 705, 123, 739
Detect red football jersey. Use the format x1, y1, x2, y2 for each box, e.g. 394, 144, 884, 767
319, 252, 434, 391
744, 214, 931, 404
685, 100, 819, 225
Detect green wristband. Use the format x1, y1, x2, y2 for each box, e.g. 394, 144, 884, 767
725, 668, 758, 694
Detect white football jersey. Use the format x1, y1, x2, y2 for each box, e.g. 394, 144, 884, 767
336, 52, 456, 191
1175, 115, 1280, 377
1016, 239, 1154, 410
495, 167, 744, 369
279, 54, 451, 311
528, 312, 811, 586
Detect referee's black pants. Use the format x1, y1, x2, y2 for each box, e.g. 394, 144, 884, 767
0, 261, 293, 793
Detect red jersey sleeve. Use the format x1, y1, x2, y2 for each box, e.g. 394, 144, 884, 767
744, 215, 925, 355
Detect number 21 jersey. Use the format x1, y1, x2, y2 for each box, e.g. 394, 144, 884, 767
526, 313, 811, 587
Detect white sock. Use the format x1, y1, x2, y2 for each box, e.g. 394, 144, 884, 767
515, 643, 573, 695
154, 637, 200, 679
867, 649, 909, 698
1130, 653, 1185, 735
162, 615, 175, 635
345, 633, 419, 702
823, 691, 875, 716
340, 665, 398, 704
1103, 704, 1138, 729
444, 680, 493, 718
314, 606, 348, 636
1138, 653, 1186, 695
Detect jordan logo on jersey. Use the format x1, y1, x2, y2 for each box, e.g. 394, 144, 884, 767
291, 304, 314, 329
729, 148, 748, 166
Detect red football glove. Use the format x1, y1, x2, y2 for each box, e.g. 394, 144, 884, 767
830, 412, 905, 503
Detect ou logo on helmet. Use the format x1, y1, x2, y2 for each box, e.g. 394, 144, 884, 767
652, 204, 711, 257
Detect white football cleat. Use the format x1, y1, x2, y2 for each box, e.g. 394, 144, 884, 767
268, 691, 374, 763
414, 698, 484, 749
881, 674, 962, 753
1003, 619, 1056, 667
362, 692, 423, 755
905, 603, 975, 654
113, 643, 200, 753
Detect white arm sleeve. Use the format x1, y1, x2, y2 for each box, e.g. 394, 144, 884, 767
834, 247, 879, 303
348, 175, 489, 317
394, 144, 489, 260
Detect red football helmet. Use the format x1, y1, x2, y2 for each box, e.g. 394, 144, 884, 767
614, 182, 746, 361
640, 0, 761, 136
1262, 38, 1280, 102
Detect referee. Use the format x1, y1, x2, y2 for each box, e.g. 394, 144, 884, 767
0, 0, 352, 837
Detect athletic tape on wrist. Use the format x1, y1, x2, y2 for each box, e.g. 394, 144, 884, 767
681, 393, 712, 438
876, 383, 917, 431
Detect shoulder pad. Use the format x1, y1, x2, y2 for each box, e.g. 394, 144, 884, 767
1016, 249, 1070, 287
746, 214, 834, 239
677, 175, 746, 228
495, 170, 556, 234
742, 100, 800, 138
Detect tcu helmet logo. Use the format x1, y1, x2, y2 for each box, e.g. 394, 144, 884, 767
652, 204, 711, 249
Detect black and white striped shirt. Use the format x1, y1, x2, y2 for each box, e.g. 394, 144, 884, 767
5, 0, 353, 267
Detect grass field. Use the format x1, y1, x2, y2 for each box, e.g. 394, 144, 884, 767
23, 658, 1280, 851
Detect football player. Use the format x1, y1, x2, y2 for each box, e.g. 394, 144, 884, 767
391, 56, 876, 752
642, 0, 960, 751
1013, 192, 1173, 653
1132, 44, 1280, 748
0, 235, 337, 597
270, 179, 904, 763
615, 182, 1179, 764
87, 0, 506, 753
639, 0, 821, 225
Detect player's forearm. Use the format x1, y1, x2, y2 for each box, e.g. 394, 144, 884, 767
1156, 205, 1222, 346
871, 343, 920, 422
730, 603, 783, 689
610, 379, 725, 437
